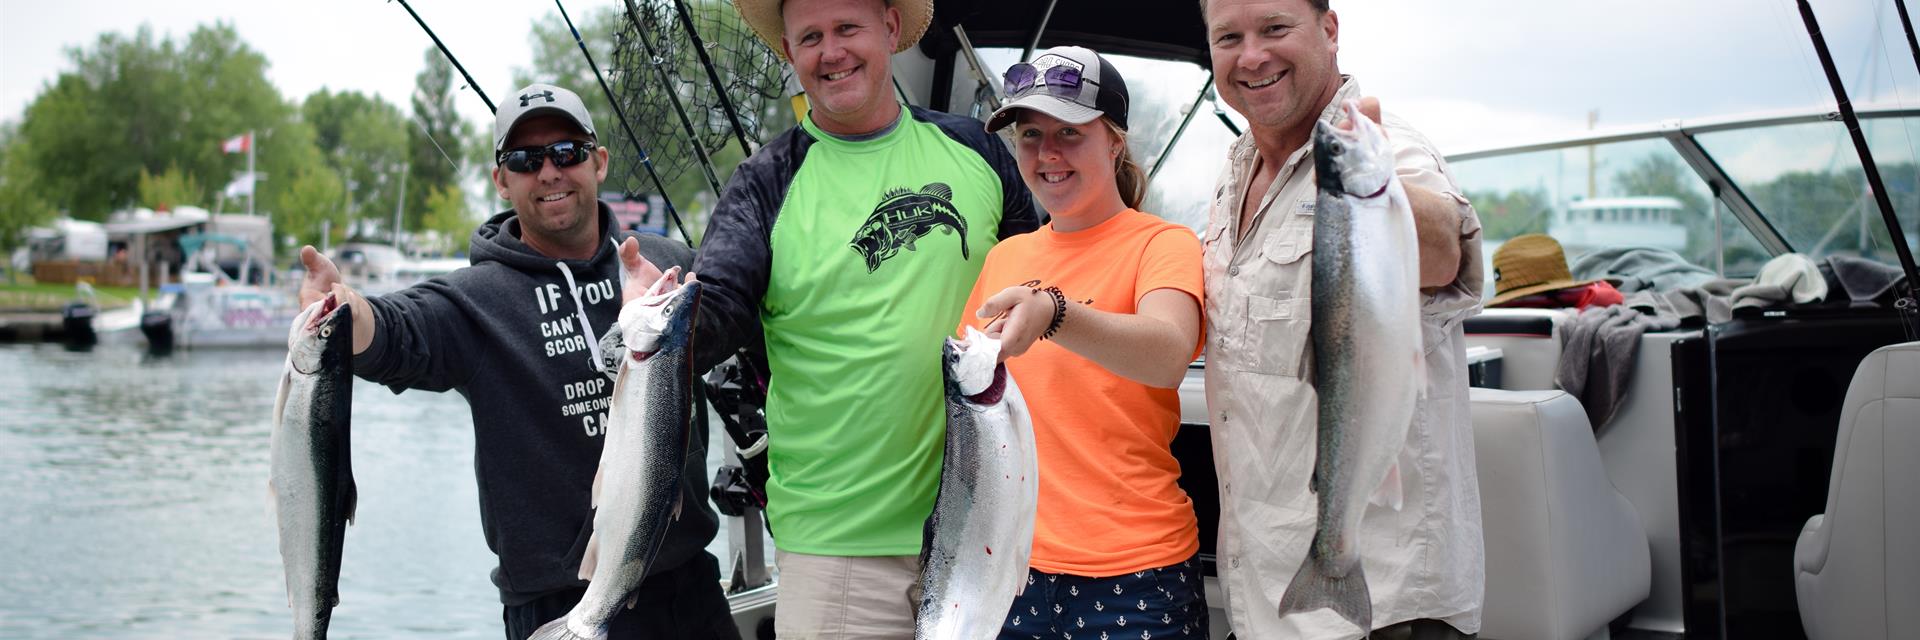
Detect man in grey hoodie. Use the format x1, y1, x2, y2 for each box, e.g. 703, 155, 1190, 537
296, 83, 740, 640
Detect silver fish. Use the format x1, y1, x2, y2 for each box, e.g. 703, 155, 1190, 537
270, 294, 357, 639
530, 272, 701, 640
1276, 99, 1425, 633
915, 327, 1038, 640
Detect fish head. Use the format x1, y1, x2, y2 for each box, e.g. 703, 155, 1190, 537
944, 326, 1008, 404
1313, 99, 1396, 200
849, 220, 892, 272
287, 293, 350, 375
618, 269, 701, 362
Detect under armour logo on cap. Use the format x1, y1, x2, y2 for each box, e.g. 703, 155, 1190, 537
520, 90, 555, 107
496, 83, 598, 154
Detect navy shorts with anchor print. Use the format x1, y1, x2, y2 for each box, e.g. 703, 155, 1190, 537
999, 554, 1208, 640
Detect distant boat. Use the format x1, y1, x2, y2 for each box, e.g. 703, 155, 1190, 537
143, 233, 300, 350
1551, 196, 1690, 258
328, 242, 465, 297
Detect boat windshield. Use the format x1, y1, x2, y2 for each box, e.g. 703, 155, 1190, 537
1691, 115, 1920, 270
1452, 109, 1920, 285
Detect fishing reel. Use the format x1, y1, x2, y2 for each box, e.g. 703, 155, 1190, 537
705, 353, 770, 517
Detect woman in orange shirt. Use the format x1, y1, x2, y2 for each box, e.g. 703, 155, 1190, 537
959, 46, 1208, 639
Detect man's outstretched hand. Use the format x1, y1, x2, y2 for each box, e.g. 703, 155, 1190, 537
298, 246, 375, 355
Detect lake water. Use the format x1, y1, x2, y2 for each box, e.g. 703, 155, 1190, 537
0, 343, 745, 639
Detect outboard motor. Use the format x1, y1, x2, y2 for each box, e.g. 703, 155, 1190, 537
60, 300, 96, 349
140, 309, 174, 354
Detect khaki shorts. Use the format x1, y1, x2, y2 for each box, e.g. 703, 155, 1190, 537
773, 550, 922, 639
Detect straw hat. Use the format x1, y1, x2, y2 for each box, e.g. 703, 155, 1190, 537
735, 0, 935, 62
1487, 234, 1603, 306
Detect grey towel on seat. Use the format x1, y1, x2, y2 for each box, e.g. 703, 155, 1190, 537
1556, 304, 1681, 431
1572, 247, 1719, 293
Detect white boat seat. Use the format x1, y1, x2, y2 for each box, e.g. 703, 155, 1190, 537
1471, 388, 1652, 640
1465, 308, 1572, 391
1794, 341, 1920, 640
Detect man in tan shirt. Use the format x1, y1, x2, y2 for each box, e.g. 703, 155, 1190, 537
1199, 0, 1487, 638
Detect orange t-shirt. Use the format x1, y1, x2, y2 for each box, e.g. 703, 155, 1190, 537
957, 208, 1205, 577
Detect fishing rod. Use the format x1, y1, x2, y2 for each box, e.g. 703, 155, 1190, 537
619, 0, 728, 200
1797, 0, 1920, 338
392, 0, 496, 113
1897, 0, 1920, 79
555, 0, 694, 245
671, 0, 757, 157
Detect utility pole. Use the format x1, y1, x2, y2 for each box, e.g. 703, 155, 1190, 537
1586, 111, 1598, 199
247, 130, 258, 216
393, 164, 409, 251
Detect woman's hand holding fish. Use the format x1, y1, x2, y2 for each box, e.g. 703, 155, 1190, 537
976, 285, 1054, 361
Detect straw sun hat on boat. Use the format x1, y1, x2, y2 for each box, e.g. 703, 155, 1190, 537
735, 0, 935, 61
1488, 234, 1606, 306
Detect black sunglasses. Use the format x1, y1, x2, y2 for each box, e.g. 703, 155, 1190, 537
496, 140, 598, 173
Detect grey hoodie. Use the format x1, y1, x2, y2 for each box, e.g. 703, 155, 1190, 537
355, 203, 718, 605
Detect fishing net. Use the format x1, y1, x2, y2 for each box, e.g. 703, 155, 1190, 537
606, 0, 792, 202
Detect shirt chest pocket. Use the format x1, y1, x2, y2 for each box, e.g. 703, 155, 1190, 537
1240, 235, 1313, 378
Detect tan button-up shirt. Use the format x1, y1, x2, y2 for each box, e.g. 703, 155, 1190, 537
1203, 77, 1486, 639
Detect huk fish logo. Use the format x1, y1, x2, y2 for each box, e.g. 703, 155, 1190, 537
849, 183, 969, 273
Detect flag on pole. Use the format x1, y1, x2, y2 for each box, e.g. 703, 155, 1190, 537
222, 172, 257, 198
220, 133, 251, 154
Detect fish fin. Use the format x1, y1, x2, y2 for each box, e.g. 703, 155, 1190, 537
672, 491, 684, 521
590, 464, 603, 509
923, 183, 954, 201
344, 474, 359, 525
271, 369, 290, 436
1276, 532, 1372, 633
905, 236, 918, 251
1368, 462, 1404, 511
625, 592, 640, 610
578, 530, 599, 581
527, 617, 604, 640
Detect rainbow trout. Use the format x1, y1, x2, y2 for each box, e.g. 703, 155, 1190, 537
530, 271, 701, 640
270, 294, 356, 639
914, 327, 1038, 640
1276, 99, 1425, 634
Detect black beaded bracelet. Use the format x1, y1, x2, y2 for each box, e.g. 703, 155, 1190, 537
1038, 286, 1067, 340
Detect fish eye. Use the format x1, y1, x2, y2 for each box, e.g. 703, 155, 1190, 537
1327, 140, 1344, 155
319, 325, 333, 338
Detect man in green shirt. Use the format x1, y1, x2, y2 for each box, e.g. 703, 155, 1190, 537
626, 0, 1037, 636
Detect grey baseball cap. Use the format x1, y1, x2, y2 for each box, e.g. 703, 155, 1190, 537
985, 46, 1131, 134
493, 83, 598, 154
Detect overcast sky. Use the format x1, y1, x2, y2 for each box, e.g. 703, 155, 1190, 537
2, 0, 1915, 154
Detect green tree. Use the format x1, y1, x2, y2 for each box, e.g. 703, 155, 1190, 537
137, 164, 204, 211
275, 166, 347, 250
1466, 186, 1552, 243
422, 184, 475, 254
11, 23, 317, 222
407, 47, 473, 235
0, 125, 58, 276
303, 89, 409, 234
515, 7, 620, 130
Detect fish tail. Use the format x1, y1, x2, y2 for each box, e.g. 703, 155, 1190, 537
527, 617, 605, 640
1275, 533, 1372, 633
